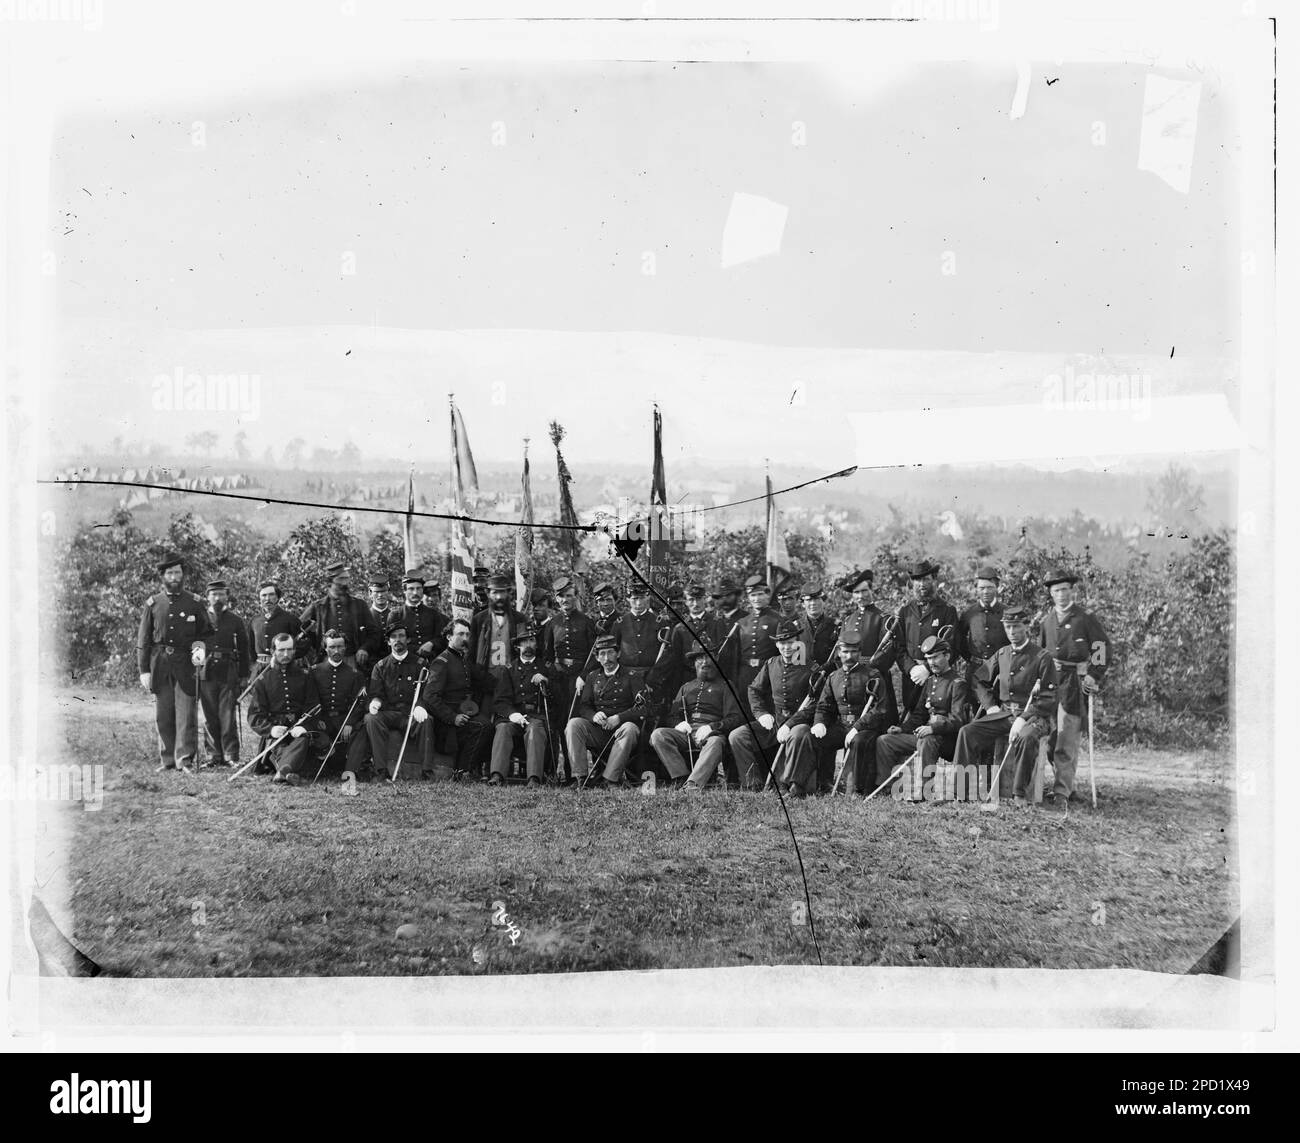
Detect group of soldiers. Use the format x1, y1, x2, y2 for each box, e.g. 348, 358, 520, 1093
136, 553, 1110, 812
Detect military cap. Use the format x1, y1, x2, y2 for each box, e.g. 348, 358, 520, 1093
743, 573, 767, 591
666, 581, 685, 602
836, 632, 863, 649
369, 576, 391, 590
473, 565, 490, 578
684, 583, 707, 599
921, 634, 951, 657
258, 579, 280, 591
388, 578, 403, 593
551, 575, 574, 594
844, 570, 874, 590
906, 559, 940, 579
800, 582, 825, 599
1043, 567, 1079, 587
205, 579, 226, 592
775, 579, 798, 598
529, 587, 551, 606
592, 581, 615, 599
157, 550, 185, 574
774, 618, 804, 642
593, 634, 618, 653
1001, 603, 1032, 623
974, 565, 1001, 583
325, 559, 346, 577
487, 573, 513, 590
710, 577, 741, 598
627, 582, 650, 596
684, 638, 716, 661
512, 624, 541, 644
385, 613, 409, 635
401, 568, 425, 586
422, 578, 441, 593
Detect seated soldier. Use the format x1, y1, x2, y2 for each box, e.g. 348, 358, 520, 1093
651, 640, 744, 793
564, 634, 640, 790
488, 624, 552, 788
311, 629, 370, 792
809, 636, 892, 795
729, 618, 817, 791
246, 632, 326, 786
875, 633, 970, 802
364, 617, 428, 780
420, 616, 493, 781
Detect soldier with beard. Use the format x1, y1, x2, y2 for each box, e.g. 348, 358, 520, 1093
488, 625, 552, 787
313, 629, 370, 788
730, 618, 817, 791
470, 574, 531, 693
197, 580, 251, 770
652, 640, 745, 793
420, 617, 494, 781
956, 566, 1009, 710
247, 633, 326, 786
892, 559, 960, 717
300, 561, 378, 673
390, 569, 450, 662
706, 577, 749, 692
810, 637, 893, 795
251, 581, 307, 673
365, 619, 430, 780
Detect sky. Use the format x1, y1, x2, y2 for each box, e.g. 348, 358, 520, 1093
46, 48, 1239, 466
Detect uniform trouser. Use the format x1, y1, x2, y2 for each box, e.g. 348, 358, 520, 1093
321, 713, 370, 774
814, 723, 879, 794
365, 711, 425, 776
1051, 707, 1082, 799
565, 718, 640, 779
952, 713, 1050, 798
650, 727, 726, 785
728, 723, 781, 789
490, 717, 548, 780
199, 675, 240, 763
777, 725, 821, 794
430, 718, 491, 777
875, 731, 960, 797
154, 676, 198, 768
258, 730, 325, 776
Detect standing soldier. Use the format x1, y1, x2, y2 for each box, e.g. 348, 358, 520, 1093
1039, 568, 1111, 810
810, 637, 893, 795
730, 618, 817, 791
528, 587, 554, 631
390, 569, 449, 662
247, 632, 326, 786
953, 604, 1059, 808
614, 581, 661, 695
137, 552, 213, 773
799, 582, 840, 670
299, 561, 378, 674
733, 574, 782, 714
565, 634, 641, 789
251, 581, 306, 676
655, 582, 711, 706
365, 618, 430, 780
874, 633, 970, 800
472, 566, 492, 614
893, 559, 960, 717
420, 617, 494, 781
543, 576, 599, 708
312, 629, 370, 786
488, 625, 552, 788
591, 582, 621, 635
956, 566, 1009, 706
842, 571, 899, 671
470, 573, 530, 691
774, 578, 801, 624
367, 576, 394, 630
706, 577, 749, 690
198, 579, 251, 770
651, 639, 745, 792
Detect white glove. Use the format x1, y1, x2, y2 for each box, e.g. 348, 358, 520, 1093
412, 705, 429, 724
368, 698, 382, 716
606, 714, 621, 729
1009, 716, 1027, 742
775, 724, 791, 744
530, 673, 549, 686
908, 664, 930, 685
289, 725, 306, 738
419, 642, 436, 656
593, 712, 608, 729
139, 673, 151, 690
509, 712, 527, 727
758, 713, 775, 731
191, 646, 207, 667
1082, 675, 1100, 695
844, 728, 858, 747
675, 720, 691, 734
692, 724, 712, 745
270, 725, 287, 738
811, 723, 827, 739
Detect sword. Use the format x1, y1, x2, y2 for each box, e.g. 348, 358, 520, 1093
388, 666, 431, 783
312, 688, 366, 786
228, 705, 322, 782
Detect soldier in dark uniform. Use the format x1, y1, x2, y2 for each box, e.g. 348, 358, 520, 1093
472, 566, 491, 614
614, 581, 662, 694
421, 616, 494, 780
652, 639, 745, 792
875, 633, 971, 799
422, 577, 443, 614
528, 587, 554, 631
367, 576, 394, 631
953, 604, 1059, 808
137, 551, 214, 773
300, 561, 378, 673
251, 581, 307, 677
312, 629, 370, 785
488, 625, 553, 787
390, 569, 450, 662
956, 565, 1009, 708
565, 634, 641, 789
365, 618, 430, 779
197, 579, 251, 769
775, 578, 801, 624
893, 559, 960, 717
247, 632, 326, 785
733, 574, 782, 715
591, 582, 620, 635
654, 582, 711, 708
799, 582, 840, 670
730, 618, 817, 791
544, 576, 600, 770
1039, 568, 1111, 811
706, 577, 749, 691
810, 637, 893, 795
843, 571, 900, 672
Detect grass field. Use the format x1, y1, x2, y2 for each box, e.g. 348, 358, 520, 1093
40, 687, 1237, 978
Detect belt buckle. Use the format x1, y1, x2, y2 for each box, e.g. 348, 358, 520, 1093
748, 659, 761, 667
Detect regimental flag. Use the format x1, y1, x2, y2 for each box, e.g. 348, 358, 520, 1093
402, 465, 417, 568
515, 441, 534, 608
648, 404, 670, 594
450, 397, 477, 622
765, 471, 791, 590
550, 421, 588, 575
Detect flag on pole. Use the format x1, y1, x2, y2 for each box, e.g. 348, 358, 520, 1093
648, 404, 670, 594
765, 469, 791, 590
515, 440, 534, 608
449, 396, 477, 622
550, 421, 588, 574
402, 465, 417, 568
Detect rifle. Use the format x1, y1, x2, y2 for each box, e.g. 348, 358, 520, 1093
228, 705, 322, 782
